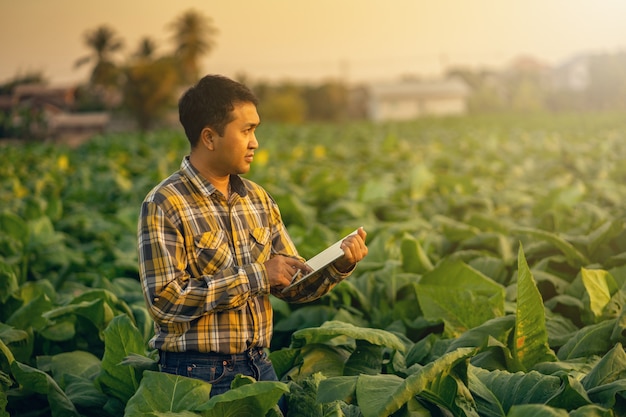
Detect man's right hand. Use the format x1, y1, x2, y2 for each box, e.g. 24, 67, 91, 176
264, 255, 312, 290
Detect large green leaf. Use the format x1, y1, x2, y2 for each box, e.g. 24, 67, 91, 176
433, 215, 481, 242
124, 370, 213, 416
445, 315, 516, 353
469, 365, 589, 415
343, 340, 383, 376
5, 292, 53, 332
269, 348, 300, 380
416, 259, 505, 337
506, 404, 569, 417
356, 347, 477, 417
569, 404, 614, 417
401, 234, 433, 274
198, 379, 289, 417
291, 321, 406, 352
512, 227, 590, 267
63, 374, 109, 410
283, 343, 348, 381
36, 350, 101, 383
585, 379, 626, 410
557, 319, 615, 360
581, 343, 626, 389
96, 314, 146, 404
512, 245, 557, 371
10, 360, 80, 417
317, 375, 358, 404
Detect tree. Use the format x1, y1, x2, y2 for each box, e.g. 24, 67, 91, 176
122, 55, 180, 132
75, 25, 124, 87
134, 37, 158, 60
303, 81, 349, 122
168, 9, 218, 84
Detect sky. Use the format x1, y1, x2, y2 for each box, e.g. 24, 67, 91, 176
1, 0, 626, 86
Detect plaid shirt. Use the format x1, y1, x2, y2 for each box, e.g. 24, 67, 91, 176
138, 157, 350, 354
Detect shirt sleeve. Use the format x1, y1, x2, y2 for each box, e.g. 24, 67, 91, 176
138, 200, 270, 325
258, 190, 354, 302
274, 262, 353, 303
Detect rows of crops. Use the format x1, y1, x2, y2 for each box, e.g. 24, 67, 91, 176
1, 112, 626, 416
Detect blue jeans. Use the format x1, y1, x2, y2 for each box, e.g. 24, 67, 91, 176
158, 348, 279, 396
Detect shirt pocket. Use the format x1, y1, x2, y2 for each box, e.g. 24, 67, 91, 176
248, 227, 271, 263
192, 230, 231, 276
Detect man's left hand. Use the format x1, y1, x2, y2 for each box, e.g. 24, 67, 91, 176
334, 227, 368, 273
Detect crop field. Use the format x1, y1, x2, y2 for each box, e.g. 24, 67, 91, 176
1, 112, 626, 416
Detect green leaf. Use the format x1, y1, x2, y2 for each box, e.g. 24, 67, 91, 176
63, 374, 109, 410
586, 379, 626, 410
416, 260, 505, 337
557, 320, 615, 360
317, 376, 358, 404
11, 360, 80, 417
96, 314, 146, 403
6, 292, 53, 331
0, 262, 18, 303
284, 343, 348, 381
286, 373, 326, 417
469, 366, 578, 416
446, 315, 516, 353
0, 211, 28, 244
37, 350, 102, 383
291, 321, 406, 352
269, 348, 300, 380
356, 347, 477, 417
0, 322, 28, 345
506, 404, 569, 417
581, 268, 613, 320
581, 343, 626, 389
433, 215, 481, 242
401, 235, 433, 274
569, 404, 614, 417
512, 245, 557, 370
124, 370, 213, 416
343, 340, 383, 376
199, 380, 289, 416
512, 227, 590, 267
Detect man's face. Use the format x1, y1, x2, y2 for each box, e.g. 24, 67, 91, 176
211, 101, 260, 176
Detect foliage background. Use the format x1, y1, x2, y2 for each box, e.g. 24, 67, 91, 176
1, 112, 626, 416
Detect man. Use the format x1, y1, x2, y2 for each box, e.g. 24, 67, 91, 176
137, 74, 368, 397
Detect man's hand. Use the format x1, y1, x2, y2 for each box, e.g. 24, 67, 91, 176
334, 227, 368, 273
264, 255, 312, 290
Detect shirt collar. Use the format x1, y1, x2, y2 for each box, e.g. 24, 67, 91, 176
180, 156, 248, 198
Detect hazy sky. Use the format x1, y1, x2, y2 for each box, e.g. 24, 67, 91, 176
2, 0, 626, 85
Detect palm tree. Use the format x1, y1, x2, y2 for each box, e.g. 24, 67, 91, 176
168, 9, 218, 83
75, 25, 124, 87
133, 37, 158, 60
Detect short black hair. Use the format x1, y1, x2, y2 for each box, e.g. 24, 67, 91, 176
178, 74, 259, 148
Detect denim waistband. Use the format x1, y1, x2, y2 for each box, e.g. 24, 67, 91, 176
158, 347, 265, 365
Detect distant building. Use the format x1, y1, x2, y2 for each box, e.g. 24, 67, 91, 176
1, 83, 110, 143
550, 54, 590, 92
366, 78, 470, 121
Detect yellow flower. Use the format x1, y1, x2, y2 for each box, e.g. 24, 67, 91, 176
255, 149, 269, 166
57, 154, 69, 171
13, 179, 28, 198
313, 145, 326, 160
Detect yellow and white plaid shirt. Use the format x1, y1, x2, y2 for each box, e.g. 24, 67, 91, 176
138, 157, 349, 354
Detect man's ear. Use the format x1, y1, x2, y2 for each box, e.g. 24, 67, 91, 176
200, 127, 216, 150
